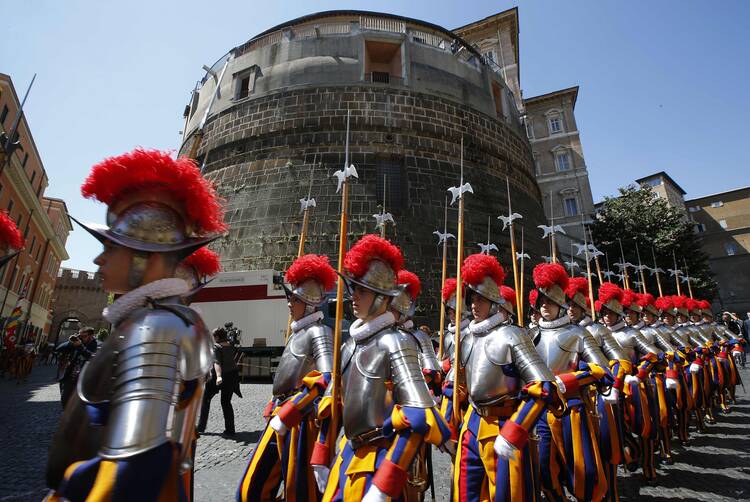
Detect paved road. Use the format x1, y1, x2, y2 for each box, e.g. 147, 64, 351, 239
2, 362, 749, 501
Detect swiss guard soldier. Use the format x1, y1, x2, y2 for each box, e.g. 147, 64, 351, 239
237, 254, 336, 502
601, 285, 661, 485
316, 235, 449, 502
655, 295, 694, 445
439, 277, 470, 446
452, 254, 562, 502
637, 293, 681, 465
392, 269, 442, 398
45, 148, 226, 501
567, 277, 629, 502
688, 299, 727, 414
178, 246, 221, 300
701, 300, 743, 405
532, 263, 611, 502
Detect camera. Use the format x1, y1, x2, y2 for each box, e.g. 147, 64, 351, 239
224, 322, 241, 347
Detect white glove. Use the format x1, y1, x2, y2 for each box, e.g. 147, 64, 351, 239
732, 350, 743, 357
689, 362, 702, 374
493, 433, 519, 460
624, 374, 641, 386
666, 377, 679, 390
362, 485, 389, 502
216, 376, 223, 386
269, 415, 288, 435
313, 464, 330, 494
554, 375, 567, 395
603, 387, 620, 404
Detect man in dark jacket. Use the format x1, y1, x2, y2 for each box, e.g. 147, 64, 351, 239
55, 327, 98, 407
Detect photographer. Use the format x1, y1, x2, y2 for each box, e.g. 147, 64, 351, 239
197, 327, 241, 436
55, 327, 98, 407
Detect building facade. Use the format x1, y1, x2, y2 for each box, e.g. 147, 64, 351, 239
685, 187, 750, 315
0, 73, 71, 344
636, 171, 688, 214
179, 11, 551, 324
49, 268, 109, 345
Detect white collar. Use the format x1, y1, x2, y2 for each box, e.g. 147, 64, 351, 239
579, 316, 593, 327
349, 312, 396, 342
539, 315, 571, 329
608, 320, 626, 332
448, 318, 470, 334
632, 321, 645, 329
692, 320, 705, 326
651, 320, 663, 328
104, 278, 190, 325
291, 310, 323, 332
469, 312, 505, 335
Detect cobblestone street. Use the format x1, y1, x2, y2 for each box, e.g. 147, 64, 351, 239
2, 363, 749, 501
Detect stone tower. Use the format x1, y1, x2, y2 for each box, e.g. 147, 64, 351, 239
179, 11, 548, 324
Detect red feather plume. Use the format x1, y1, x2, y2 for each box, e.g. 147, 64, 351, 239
81, 149, 227, 234
286, 254, 337, 291
672, 295, 688, 310
463, 253, 505, 288
532, 262, 569, 291
698, 299, 711, 310
654, 296, 673, 312
597, 282, 623, 305
442, 277, 457, 302
0, 211, 23, 250
686, 298, 700, 312
565, 277, 589, 300
529, 289, 539, 306
397, 270, 421, 300
182, 247, 221, 277
344, 234, 403, 278
500, 285, 516, 306
637, 293, 656, 308
621, 289, 639, 308
595, 300, 603, 312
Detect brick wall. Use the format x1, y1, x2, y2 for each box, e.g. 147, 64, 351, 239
185, 85, 548, 325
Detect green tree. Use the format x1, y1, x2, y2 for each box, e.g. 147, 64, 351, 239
590, 184, 716, 300
97, 328, 109, 342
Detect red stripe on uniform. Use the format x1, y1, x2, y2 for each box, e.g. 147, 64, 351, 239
192, 285, 286, 303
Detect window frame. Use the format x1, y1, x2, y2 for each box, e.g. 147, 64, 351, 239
555, 150, 571, 172
563, 197, 579, 216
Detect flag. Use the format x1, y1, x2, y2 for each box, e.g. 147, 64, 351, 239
3, 280, 28, 350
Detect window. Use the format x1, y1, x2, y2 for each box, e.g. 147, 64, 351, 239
0, 105, 8, 125
35, 245, 41, 262
364, 40, 403, 85
533, 153, 541, 176
238, 75, 251, 99
234, 67, 258, 100
548, 115, 563, 134
483, 50, 496, 63
564, 197, 579, 216
710, 201, 724, 208
724, 242, 737, 256
555, 151, 571, 171
525, 118, 534, 139
30, 236, 36, 257
643, 178, 661, 188
688, 206, 701, 212
719, 219, 728, 229
6, 199, 13, 212
21, 153, 28, 167
30, 171, 36, 185
491, 82, 504, 118
694, 223, 706, 233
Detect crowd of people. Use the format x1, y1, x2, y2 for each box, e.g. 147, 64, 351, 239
0, 147, 735, 502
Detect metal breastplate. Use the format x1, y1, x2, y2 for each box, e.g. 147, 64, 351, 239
585, 323, 627, 362
611, 328, 637, 363
410, 328, 441, 372
684, 325, 707, 346
341, 327, 434, 439
672, 326, 693, 349
535, 324, 584, 375
464, 324, 552, 405
78, 300, 212, 459
273, 322, 333, 397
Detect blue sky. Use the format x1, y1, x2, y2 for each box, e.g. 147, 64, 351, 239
2, 0, 748, 270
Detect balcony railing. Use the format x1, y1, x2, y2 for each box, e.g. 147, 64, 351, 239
360, 15, 405, 33
364, 73, 404, 86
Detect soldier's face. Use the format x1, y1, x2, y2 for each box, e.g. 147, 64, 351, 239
625, 310, 639, 325
690, 313, 701, 322
602, 309, 619, 327
94, 242, 133, 294
471, 294, 492, 321
288, 295, 306, 321
539, 296, 560, 321
567, 303, 584, 322
643, 312, 656, 325
448, 308, 456, 325
351, 285, 378, 320
663, 314, 675, 326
